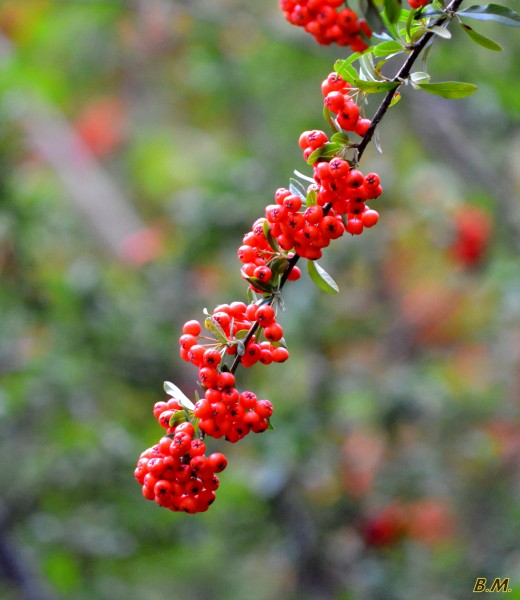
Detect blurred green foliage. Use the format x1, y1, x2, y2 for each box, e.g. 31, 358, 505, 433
0, 1, 520, 599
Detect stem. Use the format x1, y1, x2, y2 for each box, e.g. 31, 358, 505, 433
228, 0, 463, 376
357, 0, 464, 161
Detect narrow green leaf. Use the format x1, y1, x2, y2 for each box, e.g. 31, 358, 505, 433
414, 8, 444, 19
427, 25, 452, 38
293, 169, 315, 184
234, 329, 249, 340
306, 188, 318, 206
408, 23, 426, 42
460, 23, 503, 50
270, 257, 289, 278
372, 40, 403, 56
323, 104, 339, 134
169, 410, 187, 427
354, 79, 400, 92
331, 131, 351, 144
307, 260, 339, 294
358, 53, 379, 82
289, 178, 307, 200
334, 60, 358, 84
459, 4, 520, 26
204, 316, 229, 345
163, 381, 195, 411
263, 220, 280, 252
417, 81, 478, 99
384, 0, 402, 24
410, 71, 431, 85
334, 52, 362, 71
244, 276, 276, 294
398, 8, 411, 22
405, 6, 415, 39
307, 142, 342, 165
389, 91, 401, 107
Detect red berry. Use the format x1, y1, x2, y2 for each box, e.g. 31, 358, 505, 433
355, 118, 371, 136
362, 209, 379, 228
256, 304, 276, 326
271, 347, 289, 362
182, 320, 201, 336
264, 323, 284, 342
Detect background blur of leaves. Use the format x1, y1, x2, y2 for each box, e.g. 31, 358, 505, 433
0, 1, 519, 599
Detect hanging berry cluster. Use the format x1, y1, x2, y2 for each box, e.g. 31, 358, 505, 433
135, 67, 383, 513
279, 0, 372, 50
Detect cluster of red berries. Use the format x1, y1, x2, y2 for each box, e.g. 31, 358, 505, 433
279, 0, 371, 50
179, 305, 289, 370
320, 71, 372, 136
240, 217, 302, 289
135, 401, 227, 513
195, 387, 274, 443
264, 189, 344, 260
291, 72, 384, 238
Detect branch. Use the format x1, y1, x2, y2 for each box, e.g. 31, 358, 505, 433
357, 0, 465, 161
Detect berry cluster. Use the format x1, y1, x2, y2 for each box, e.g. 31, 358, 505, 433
195, 388, 273, 443
279, 0, 371, 51
135, 403, 227, 514
179, 304, 289, 370
320, 71, 371, 136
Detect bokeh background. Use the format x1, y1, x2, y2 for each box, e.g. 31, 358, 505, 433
1, 1, 520, 599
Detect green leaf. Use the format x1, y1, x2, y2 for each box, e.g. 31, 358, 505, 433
416, 81, 477, 99
414, 8, 444, 19
307, 260, 339, 294
289, 178, 307, 200
306, 188, 318, 206
204, 316, 229, 344
307, 142, 342, 165
263, 220, 280, 252
163, 381, 195, 411
270, 257, 290, 278
354, 79, 400, 92
410, 71, 431, 85
460, 23, 503, 50
169, 410, 187, 427
358, 53, 379, 81
322, 104, 339, 134
335, 52, 363, 70
389, 91, 401, 107
384, 0, 402, 24
331, 132, 351, 144
372, 40, 403, 56
334, 59, 359, 84
406, 6, 415, 39
234, 329, 250, 340
427, 25, 452, 38
244, 276, 276, 294
458, 4, 520, 26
